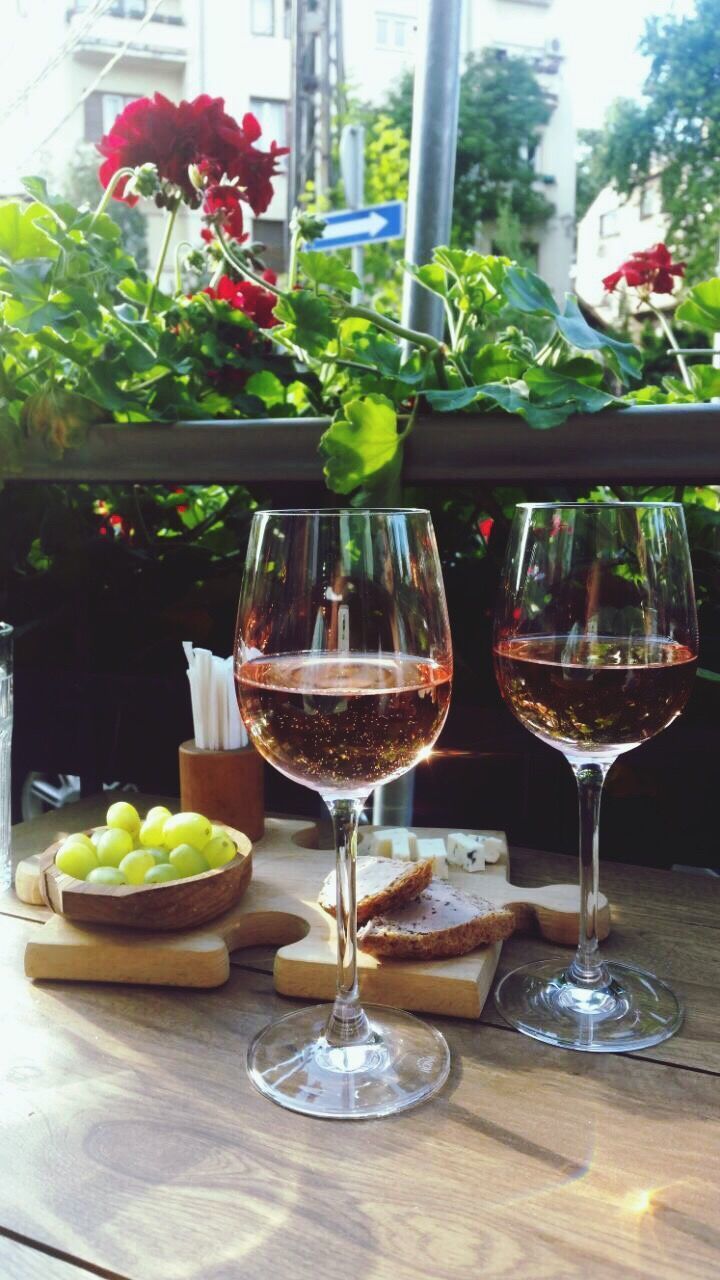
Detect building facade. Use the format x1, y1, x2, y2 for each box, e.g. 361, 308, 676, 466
0, 0, 574, 294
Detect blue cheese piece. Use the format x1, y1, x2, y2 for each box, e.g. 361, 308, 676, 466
446, 832, 506, 871
369, 828, 417, 861
415, 838, 449, 879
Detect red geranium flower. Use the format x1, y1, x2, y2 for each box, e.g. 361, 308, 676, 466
201, 183, 247, 243
203, 274, 279, 329
603, 243, 685, 295
478, 517, 494, 541
98, 95, 287, 213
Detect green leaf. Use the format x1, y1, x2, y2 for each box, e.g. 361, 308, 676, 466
524, 367, 618, 412
698, 668, 720, 683
20, 387, 106, 456
117, 276, 173, 314
0, 202, 59, 261
245, 370, 286, 408
503, 265, 559, 315
552, 356, 604, 387
320, 394, 401, 494
402, 261, 448, 296
21, 176, 78, 228
555, 298, 642, 382
351, 332, 425, 385
273, 290, 335, 355
676, 279, 720, 333
297, 251, 360, 294
689, 364, 720, 399
476, 382, 571, 429
424, 386, 482, 411
471, 342, 526, 384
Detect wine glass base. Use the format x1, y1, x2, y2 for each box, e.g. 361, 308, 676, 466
247, 1003, 450, 1119
494, 959, 683, 1053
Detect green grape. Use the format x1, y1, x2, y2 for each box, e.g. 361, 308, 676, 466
202, 834, 236, 869
146, 805, 172, 825
90, 826, 109, 849
106, 800, 141, 834
163, 812, 212, 853
139, 818, 166, 848
168, 844, 209, 878
119, 850, 156, 885
144, 863, 177, 885
97, 827, 134, 867
87, 866, 127, 886
145, 847, 170, 865
55, 843, 98, 880
58, 833, 95, 855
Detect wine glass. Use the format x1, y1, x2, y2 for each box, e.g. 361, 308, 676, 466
235, 509, 453, 1117
493, 502, 698, 1052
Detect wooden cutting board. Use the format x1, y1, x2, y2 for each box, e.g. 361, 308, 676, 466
14, 819, 609, 1020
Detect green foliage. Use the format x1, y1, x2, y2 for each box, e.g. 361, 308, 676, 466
592, 1, 720, 278
384, 52, 553, 248
320, 395, 402, 495
65, 143, 148, 271
676, 278, 720, 332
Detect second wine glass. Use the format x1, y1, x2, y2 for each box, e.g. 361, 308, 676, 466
235, 508, 453, 1118
493, 502, 698, 1052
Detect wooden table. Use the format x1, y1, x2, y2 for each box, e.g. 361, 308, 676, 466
1, 797, 718, 1280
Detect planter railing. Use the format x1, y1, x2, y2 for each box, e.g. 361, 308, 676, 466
11, 402, 720, 485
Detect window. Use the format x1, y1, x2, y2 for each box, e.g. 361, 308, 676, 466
250, 98, 288, 149
599, 209, 619, 238
252, 0, 275, 36
84, 92, 138, 143
640, 184, 660, 219
376, 11, 414, 51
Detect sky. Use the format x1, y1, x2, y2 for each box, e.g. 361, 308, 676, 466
556, 0, 696, 130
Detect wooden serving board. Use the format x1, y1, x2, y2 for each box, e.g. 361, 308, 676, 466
14, 819, 610, 1020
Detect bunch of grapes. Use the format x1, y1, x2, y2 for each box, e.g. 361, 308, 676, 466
53, 803, 238, 886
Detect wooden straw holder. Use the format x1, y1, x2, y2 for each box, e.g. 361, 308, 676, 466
179, 740, 264, 842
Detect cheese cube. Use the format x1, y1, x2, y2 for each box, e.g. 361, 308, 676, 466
446, 832, 506, 871
416, 838, 449, 879
475, 834, 505, 864
369, 828, 417, 861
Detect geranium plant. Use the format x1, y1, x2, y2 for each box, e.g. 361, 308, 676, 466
0, 92, 718, 501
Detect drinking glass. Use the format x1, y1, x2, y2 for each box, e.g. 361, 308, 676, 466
493, 503, 697, 1052
235, 509, 453, 1117
0, 624, 12, 892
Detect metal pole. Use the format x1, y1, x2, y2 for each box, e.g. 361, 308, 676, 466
401, 0, 463, 338
374, 0, 462, 829
341, 123, 365, 304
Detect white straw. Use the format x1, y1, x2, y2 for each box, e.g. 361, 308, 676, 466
184, 642, 248, 750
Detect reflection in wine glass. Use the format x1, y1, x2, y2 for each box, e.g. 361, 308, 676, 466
235, 509, 453, 1118
493, 502, 698, 1052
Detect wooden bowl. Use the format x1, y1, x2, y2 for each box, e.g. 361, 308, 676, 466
38, 824, 253, 932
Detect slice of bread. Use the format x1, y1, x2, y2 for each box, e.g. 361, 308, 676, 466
357, 881, 515, 959
318, 856, 433, 926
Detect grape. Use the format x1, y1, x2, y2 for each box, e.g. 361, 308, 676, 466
97, 828, 134, 867
106, 801, 141, 834
162, 812, 212, 853
119, 850, 156, 885
139, 818, 167, 848
145, 847, 170, 865
55, 843, 98, 880
202, 834, 236, 869
58, 833, 95, 855
87, 866, 127, 886
168, 844, 209, 878
144, 863, 177, 885
146, 805, 172, 825
90, 826, 109, 849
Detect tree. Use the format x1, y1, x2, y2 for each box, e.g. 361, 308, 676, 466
65, 144, 148, 271
596, 0, 720, 278
384, 50, 554, 248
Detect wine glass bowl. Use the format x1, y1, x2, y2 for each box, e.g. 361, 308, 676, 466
493, 502, 698, 1052
235, 509, 453, 1117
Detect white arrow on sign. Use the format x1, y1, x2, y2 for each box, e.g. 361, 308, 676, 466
322, 210, 388, 241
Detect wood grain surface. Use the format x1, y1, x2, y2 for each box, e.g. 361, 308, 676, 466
0, 1235, 98, 1280
1, 797, 719, 1280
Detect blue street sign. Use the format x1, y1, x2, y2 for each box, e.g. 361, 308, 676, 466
316, 200, 405, 250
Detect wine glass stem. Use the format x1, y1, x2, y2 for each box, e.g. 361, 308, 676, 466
569, 761, 611, 987
324, 796, 371, 1048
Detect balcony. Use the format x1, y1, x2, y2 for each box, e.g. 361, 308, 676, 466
67, 2, 187, 68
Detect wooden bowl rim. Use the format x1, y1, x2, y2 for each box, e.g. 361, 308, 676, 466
41, 822, 252, 899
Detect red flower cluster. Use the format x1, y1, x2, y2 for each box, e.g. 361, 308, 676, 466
98, 94, 288, 227
203, 271, 279, 330
602, 243, 685, 295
